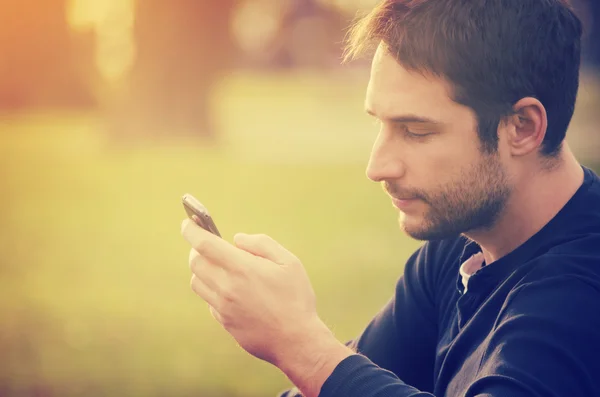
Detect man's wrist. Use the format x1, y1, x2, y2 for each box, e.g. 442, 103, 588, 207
276, 319, 355, 397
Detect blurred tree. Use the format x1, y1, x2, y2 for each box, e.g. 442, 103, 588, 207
110, 0, 238, 143
0, 0, 96, 111
276, 0, 348, 69
232, 0, 349, 70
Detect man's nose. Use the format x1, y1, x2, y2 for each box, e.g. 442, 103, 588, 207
366, 133, 405, 182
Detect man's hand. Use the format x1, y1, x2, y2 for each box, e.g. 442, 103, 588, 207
181, 219, 353, 393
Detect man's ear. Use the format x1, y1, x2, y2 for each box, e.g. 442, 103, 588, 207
502, 97, 548, 157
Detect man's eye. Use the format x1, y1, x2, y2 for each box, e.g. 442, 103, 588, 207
406, 130, 433, 139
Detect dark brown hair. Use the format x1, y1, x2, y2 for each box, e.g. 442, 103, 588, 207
345, 0, 583, 156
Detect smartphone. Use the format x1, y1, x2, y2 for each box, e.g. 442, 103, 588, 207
182, 193, 222, 237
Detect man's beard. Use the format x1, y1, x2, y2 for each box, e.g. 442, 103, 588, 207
385, 154, 511, 241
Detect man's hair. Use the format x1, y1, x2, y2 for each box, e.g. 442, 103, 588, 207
345, 0, 583, 156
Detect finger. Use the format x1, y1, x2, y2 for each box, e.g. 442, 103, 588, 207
233, 233, 299, 266
190, 274, 220, 310
189, 248, 224, 294
182, 218, 244, 272
208, 305, 223, 324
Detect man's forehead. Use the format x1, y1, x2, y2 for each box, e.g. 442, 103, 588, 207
366, 46, 454, 120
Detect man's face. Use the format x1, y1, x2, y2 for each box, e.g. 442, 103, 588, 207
365, 45, 512, 240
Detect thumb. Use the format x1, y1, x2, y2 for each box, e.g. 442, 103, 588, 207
234, 233, 299, 267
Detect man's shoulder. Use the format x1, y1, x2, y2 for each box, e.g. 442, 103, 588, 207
522, 233, 600, 287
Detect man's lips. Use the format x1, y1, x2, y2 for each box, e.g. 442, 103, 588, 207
391, 196, 419, 210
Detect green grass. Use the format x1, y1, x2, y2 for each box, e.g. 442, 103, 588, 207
0, 75, 421, 397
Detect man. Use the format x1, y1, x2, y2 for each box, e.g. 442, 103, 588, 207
180, 1, 600, 396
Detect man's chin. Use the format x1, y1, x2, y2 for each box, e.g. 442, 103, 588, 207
400, 225, 432, 241
399, 213, 452, 241
399, 213, 428, 240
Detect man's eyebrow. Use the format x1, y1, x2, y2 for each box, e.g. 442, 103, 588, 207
365, 108, 442, 125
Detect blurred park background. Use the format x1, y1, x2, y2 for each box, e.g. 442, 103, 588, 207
0, 1, 599, 396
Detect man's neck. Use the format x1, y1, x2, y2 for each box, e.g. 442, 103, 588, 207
465, 146, 585, 265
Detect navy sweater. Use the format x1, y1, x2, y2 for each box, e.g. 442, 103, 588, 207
280, 166, 600, 397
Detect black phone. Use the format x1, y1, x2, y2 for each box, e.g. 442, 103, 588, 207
182, 193, 221, 237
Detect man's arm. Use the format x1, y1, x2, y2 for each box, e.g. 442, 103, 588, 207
277, 340, 357, 397
277, 241, 448, 396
